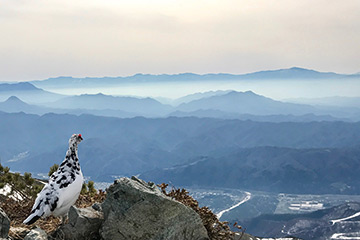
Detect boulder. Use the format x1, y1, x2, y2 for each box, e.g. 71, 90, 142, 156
52, 205, 103, 240
0, 208, 10, 239
24, 228, 47, 240
100, 176, 209, 240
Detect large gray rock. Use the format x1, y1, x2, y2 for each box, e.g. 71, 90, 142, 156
52, 206, 103, 240
24, 228, 47, 240
100, 176, 209, 240
0, 208, 10, 239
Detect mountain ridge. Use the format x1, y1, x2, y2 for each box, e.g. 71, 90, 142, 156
2, 111, 360, 185
30, 67, 360, 88
175, 90, 318, 116
0, 87, 359, 120
44, 93, 172, 117
0, 82, 64, 103
140, 145, 360, 194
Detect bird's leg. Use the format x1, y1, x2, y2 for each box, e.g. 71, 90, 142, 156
60, 214, 68, 225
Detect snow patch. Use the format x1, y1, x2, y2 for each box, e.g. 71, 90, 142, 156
0, 183, 24, 200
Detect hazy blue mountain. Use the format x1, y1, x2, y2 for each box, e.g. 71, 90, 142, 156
285, 96, 360, 108
64, 108, 141, 118
169, 110, 346, 122
176, 91, 317, 116
31, 67, 359, 89
171, 90, 232, 106
43, 93, 172, 117
240, 67, 343, 79
0, 96, 30, 109
174, 91, 360, 120
169, 109, 249, 119
32, 73, 234, 88
0, 96, 45, 114
0, 82, 39, 91
1, 86, 355, 120
237, 202, 360, 240
2, 112, 360, 185
0, 88, 356, 120
0, 96, 138, 118
0, 82, 64, 103
140, 146, 360, 194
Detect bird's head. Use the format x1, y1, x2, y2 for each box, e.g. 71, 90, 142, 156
69, 133, 83, 146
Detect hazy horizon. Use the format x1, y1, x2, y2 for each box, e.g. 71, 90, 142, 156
0, 66, 358, 83
1, 0, 359, 81
27, 78, 360, 101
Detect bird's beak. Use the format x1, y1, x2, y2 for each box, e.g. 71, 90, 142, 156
79, 135, 83, 141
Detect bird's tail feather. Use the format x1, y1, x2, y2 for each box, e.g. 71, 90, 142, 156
23, 214, 41, 225
23, 204, 47, 225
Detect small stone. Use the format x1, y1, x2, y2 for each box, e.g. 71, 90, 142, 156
92, 203, 102, 212
52, 206, 103, 240
24, 228, 47, 240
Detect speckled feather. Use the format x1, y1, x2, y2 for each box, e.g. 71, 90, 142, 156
23, 134, 84, 225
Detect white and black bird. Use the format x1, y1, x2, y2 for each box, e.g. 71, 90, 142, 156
23, 134, 84, 225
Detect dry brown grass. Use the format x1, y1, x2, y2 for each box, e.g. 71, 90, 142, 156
75, 190, 106, 208
158, 183, 245, 240
0, 197, 61, 237
0, 191, 106, 239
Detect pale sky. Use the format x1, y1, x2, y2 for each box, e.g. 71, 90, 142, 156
1, 0, 360, 81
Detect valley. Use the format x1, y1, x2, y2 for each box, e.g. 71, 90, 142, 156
187, 188, 360, 221
187, 188, 360, 239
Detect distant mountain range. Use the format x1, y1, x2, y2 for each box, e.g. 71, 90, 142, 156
140, 145, 360, 194
169, 110, 344, 122
170, 90, 233, 106
2, 112, 360, 189
286, 96, 360, 108
1, 81, 358, 121
0, 82, 64, 103
1, 69, 360, 239
0, 96, 139, 118
176, 91, 317, 116
0, 96, 46, 114
43, 93, 172, 117
31, 67, 360, 89
0, 82, 39, 92
171, 91, 359, 120
0, 94, 347, 122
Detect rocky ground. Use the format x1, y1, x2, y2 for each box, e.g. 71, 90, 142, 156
0, 176, 301, 240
